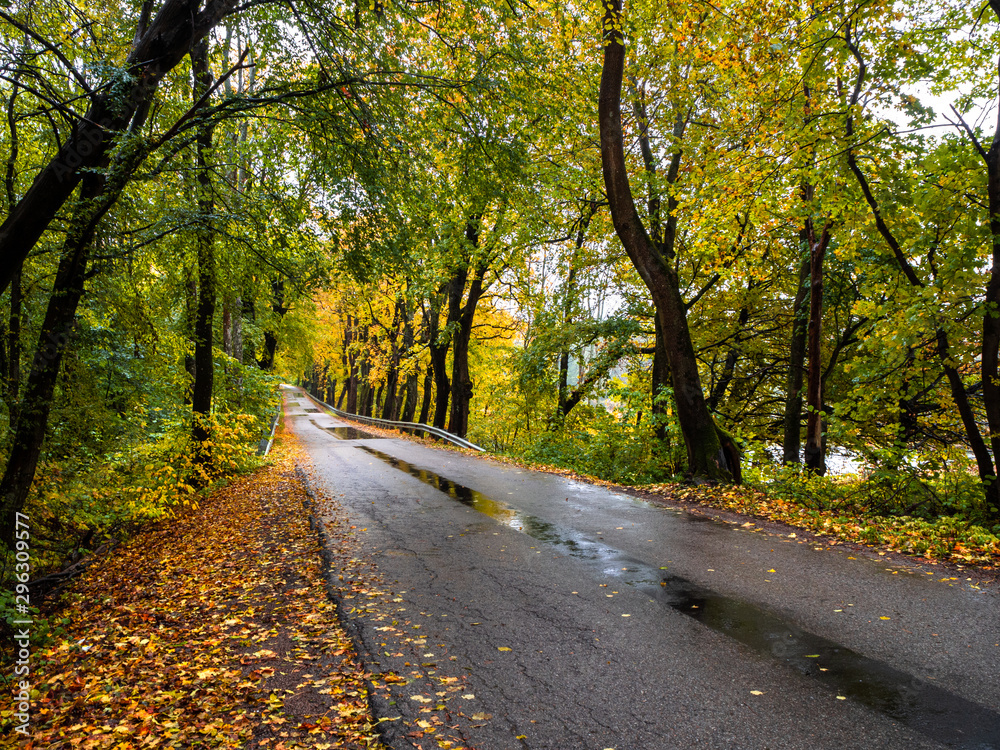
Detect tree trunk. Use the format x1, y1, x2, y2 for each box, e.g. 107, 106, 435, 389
429, 294, 450, 429
448, 219, 488, 439
232, 296, 243, 364
0, 181, 103, 545
0, 83, 151, 544
598, 0, 731, 481
398, 308, 418, 422
4, 269, 21, 424
346, 359, 358, 412
445, 262, 470, 436
222, 294, 234, 358
258, 280, 288, 371
3, 72, 21, 425
448, 327, 473, 437
380, 300, 403, 421
359, 356, 373, 417
803, 222, 831, 474
556, 345, 571, 422
418, 368, 433, 426
980, 40, 1000, 515
380, 370, 398, 420
782, 247, 811, 464
259, 332, 277, 371
401, 370, 419, 422
342, 314, 357, 412
556, 202, 597, 423
191, 39, 216, 454
183, 264, 197, 393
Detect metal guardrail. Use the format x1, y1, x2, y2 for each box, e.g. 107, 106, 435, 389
304, 393, 485, 452
257, 404, 281, 457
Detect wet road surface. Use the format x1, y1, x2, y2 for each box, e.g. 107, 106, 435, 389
283, 387, 1000, 749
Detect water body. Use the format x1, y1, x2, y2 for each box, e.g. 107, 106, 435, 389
358, 445, 1000, 750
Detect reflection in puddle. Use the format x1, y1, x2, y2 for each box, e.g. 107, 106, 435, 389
359, 446, 1000, 749
317, 423, 382, 440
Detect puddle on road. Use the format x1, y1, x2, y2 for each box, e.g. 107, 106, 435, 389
311, 420, 383, 440
327, 426, 382, 440
359, 445, 1000, 749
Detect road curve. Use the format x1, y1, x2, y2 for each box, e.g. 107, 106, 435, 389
283, 386, 1000, 750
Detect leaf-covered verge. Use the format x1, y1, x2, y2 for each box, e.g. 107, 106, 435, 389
0, 403, 278, 652
637, 480, 1000, 571
0, 430, 387, 750
2, 373, 280, 579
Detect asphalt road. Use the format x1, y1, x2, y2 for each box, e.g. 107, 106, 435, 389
283, 387, 1000, 750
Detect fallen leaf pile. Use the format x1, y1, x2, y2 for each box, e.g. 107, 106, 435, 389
1, 429, 386, 750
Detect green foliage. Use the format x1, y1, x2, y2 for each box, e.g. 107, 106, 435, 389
520, 416, 675, 485
503, 383, 685, 486
0, 589, 71, 654
118, 411, 268, 519
743, 447, 999, 536
15, 406, 274, 544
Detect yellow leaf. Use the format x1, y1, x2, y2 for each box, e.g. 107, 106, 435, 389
497, 646, 511, 651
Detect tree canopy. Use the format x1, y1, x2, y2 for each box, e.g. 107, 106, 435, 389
3, 0, 1000, 561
